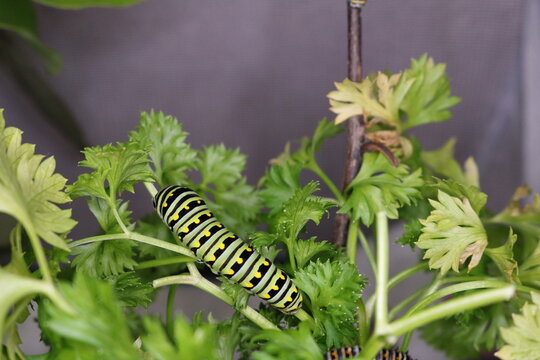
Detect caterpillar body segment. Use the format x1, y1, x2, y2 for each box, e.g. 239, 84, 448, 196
325, 346, 415, 360
349, 0, 367, 8
154, 185, 303, 314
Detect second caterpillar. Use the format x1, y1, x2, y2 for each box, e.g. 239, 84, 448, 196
153, 185, 303, 314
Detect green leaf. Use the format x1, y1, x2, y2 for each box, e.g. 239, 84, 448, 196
429, 177, 487, 214
251, 322, 322, 360
396, 198, 431, 247
519, 241, 540, 287
340, 152, 423, 226
220, 281, 250, 310
129, 110, 197, 186
259, 163, 302, 217
41, 273, 141, 360
416, 190, 488, 274
0, 0, 61, 72
496, 293, 540, 360
485, 229, 519, 283
198, 144, 245, 189
136, 213, 180, 260
275, 181, 335, 242
491, 187, 540, 240
71, 198, 137, 277
421, 302, 516, 359
141, 315, 220, 360
293, 237, 336, 269
400, 54, 461, 130
34, 0, 144, 9
67, 141, 153, 201
289, 119, 343, 165
107, 271, 154, 308
0, 270, 68, 343
422, 138, 479, 187
294, 259, 366, 348
0, 110, 76, 251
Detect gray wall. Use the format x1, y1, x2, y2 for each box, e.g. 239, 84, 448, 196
1, 0, 532, 359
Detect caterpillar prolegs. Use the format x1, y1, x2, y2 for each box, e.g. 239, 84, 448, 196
153, 185, 303, 314
325, 347, 415, 360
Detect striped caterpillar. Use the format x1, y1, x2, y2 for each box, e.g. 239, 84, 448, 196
326, 347, 415, 360
153, 185, 303, 314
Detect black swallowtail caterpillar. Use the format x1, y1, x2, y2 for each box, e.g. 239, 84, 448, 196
325, 346, 415, 360
153, 185, 303, 314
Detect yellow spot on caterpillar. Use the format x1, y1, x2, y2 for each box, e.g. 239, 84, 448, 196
272, 285, 279, 291
171, 213, 179, 221
293, 288, 298, 293
193, 241, 200, 248
279, 274, 285, 280
263, 261, 269, 266
255, 272, 261, 278
237, 258, 243, 264
246, 247, 253, 252
163, 203, 168, 207
219, 243, 225, 249
169, 226, 172, 230
217, 224, 223, 228
167, 192, 174, 197
208, 212, 212, 216
229, 235, 235, 238
209, 255, 216, 261
182, 228, 189, 233
278, 304, 285, 308
194, 218, 200, 224
197, 200, 201, 204
263, 294, 271, 299
228, 269, 234, 275
288, 297, 293, 302
205, 231, 211, 237
184, 205, 190, 210
246, 282, 253, 288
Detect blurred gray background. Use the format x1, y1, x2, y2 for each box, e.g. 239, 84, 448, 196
1, 0, 539, 359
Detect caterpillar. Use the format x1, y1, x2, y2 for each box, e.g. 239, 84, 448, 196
153, 185, 303, 314
349, 0, 367, 8
325, 347, 415, 360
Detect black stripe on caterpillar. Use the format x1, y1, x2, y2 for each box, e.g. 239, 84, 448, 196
325, 346, 415, 360
153, 185, 303, 314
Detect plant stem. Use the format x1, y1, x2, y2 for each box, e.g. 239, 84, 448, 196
381, 286, 515, 337
153, 274, 279, 330
110, 202, 130, 234
69, 232, 196, 259
26, 228, 52, 283
166, 285, 177, 336
358, 227, 377, 279
374, 212, 389, 333
357, 298, 369, 345
144, 182, 158, 197
347, 220, 359, 264
388, 285, 429, 320
387, 262, 428, 290
295, 309, 315, 325
308, 161, 344, 202
135, 256, 194, 270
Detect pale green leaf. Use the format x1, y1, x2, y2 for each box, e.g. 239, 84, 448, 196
0, 110, 76, 251
495, 293, 540, 360
416, 190, 488, 274
485, 229, 519, 283
34, 0, 144, 9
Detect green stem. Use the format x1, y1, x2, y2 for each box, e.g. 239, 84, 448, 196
374, 212, 389, 333
357, 298, 369, 345
166, 285, 177, 336
347, 220, 359, 264
153, 273, 279, 330
387, 262, 428, 290
294, 309, 315, 325
26, 228, 52, 283
358, 228, 377, 279
69, 232, 196, 259
381, 286, 515, 337
145, 182, 158, 197
388, 284, 429, 320
110, 202, 129, 234
308, 160, 344, 202
357, 336, 386, 360
135, 256, 194, 270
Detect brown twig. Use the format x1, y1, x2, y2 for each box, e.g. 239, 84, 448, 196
332, 1, 365, 247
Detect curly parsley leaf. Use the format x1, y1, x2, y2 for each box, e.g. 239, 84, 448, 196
294, 237, 336, 269
198, 144, 245, 189
251, 322, 322, 360
491, 186, 540, 240
416, 190, 488, 274
340, 152, 423, 226
142, 315, 220, 360
485, 229, 519, 283
496, 293, 540, 360
129, 110, 197, 186
520, 241, 540, 287
220, 281, 250, 310
294, 259, 366, 348
422, 138, 479, 187
327, 55, 459, 131
71, 198, 137, 277
428, 177, 487, 214
286, 119, 343, 166
67, 141, 153, 201
0, 110, 76, 252
41, 274, 141, 360
259, 163, 302, 217
396, 198, 431, 247
400, 54, 461, 130
107, 271, 154, 308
